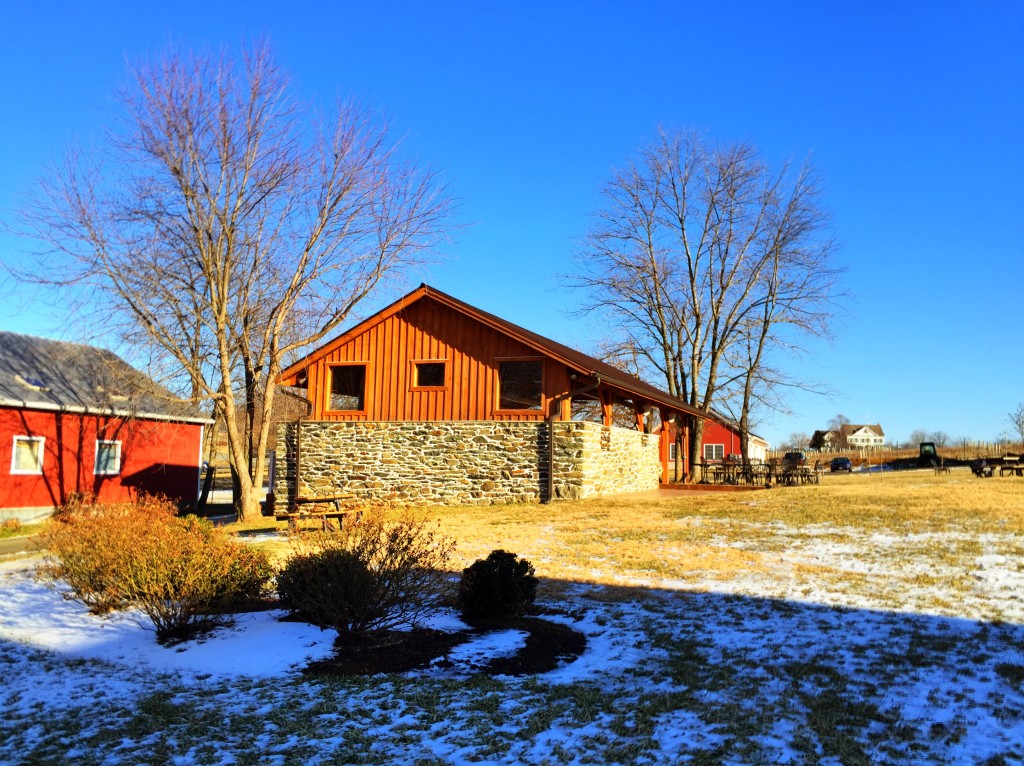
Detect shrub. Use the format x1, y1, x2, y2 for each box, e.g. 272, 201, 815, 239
458, 549, 538, 619
277, 508, 455, 634
39, 495, 173, 613
40, 495, 273, 643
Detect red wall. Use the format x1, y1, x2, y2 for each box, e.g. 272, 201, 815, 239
0, 407, 203, 511
700, 421, 745, 458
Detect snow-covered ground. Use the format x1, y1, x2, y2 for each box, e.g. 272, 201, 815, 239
1, 524, 1023, 765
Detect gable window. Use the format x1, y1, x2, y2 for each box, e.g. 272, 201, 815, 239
11, 436, 44, 474
95, 440, 122, 475
498, 360, 543, 410
328, 364, 367, 411
703, 444, 724, 461
413, 361, 446, 389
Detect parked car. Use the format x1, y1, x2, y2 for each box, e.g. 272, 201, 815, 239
830, 457, 853, 472
782, 451, 806, 470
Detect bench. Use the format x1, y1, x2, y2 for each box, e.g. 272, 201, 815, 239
999, 457, 1023, 477
275, 495, 357, 532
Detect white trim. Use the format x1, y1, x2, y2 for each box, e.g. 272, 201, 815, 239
703, 443, 725, 461
94, 440, 122, 475
0, 398, 213, 425
11, 436, 45, 475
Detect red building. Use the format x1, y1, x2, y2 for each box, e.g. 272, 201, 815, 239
1, 332, 210, 522
698, 417, 769, 462
275, 285, 709, 505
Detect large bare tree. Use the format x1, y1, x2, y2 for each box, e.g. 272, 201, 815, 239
17, 41, 453, 520
572, 128, 841, 472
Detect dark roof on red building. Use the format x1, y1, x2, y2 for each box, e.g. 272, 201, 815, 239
280, 284, 708, 419
0, 331, 211, 424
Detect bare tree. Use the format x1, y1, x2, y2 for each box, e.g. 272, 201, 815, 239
827, 414, 851, 431
908, 429, 930, 446
16, 41, 452, 521
928, 431, 950, 447
787, 432, 810, 450
571, 128, 841, 472
1009, 403, 1024, 444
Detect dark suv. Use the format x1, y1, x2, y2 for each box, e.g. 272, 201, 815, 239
782, 451, 806, 470
830, 457, 853, 472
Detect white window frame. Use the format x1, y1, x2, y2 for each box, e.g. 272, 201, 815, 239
11, 436, 45, 475
704, 443, 725, 461
95, 440, 122, 476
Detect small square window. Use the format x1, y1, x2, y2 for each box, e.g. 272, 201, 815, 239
95, 441, 122, 475
414, 362, 446, 388
11, 436, 44, 474
329, 365, 366, 411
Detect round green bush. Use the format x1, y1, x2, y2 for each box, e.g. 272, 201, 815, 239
458, 549, 538, 619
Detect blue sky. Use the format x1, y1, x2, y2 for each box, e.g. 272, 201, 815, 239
1, 1, 1022, 447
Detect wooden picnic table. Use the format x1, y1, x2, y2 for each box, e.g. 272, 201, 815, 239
275, 494, 357, 532
999, 457, 1023, 477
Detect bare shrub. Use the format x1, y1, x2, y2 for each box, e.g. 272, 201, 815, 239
40, 495, 174, 613
277, 508, 456, 634
40, 495, 273, 643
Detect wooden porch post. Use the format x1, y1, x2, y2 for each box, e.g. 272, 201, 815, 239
601, 390, 613, 427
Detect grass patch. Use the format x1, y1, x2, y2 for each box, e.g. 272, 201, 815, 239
0, 520, 47, 540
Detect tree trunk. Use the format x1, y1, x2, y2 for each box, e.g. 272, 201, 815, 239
688, 417, 705, 482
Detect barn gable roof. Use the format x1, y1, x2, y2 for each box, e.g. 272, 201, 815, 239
279, 284, 708, 419
0, 331, 211, 424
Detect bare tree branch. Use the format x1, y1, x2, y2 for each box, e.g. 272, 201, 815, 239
13, 40, 454, 520
569, 128, 844, 466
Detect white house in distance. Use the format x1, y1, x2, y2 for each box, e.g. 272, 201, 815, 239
811, 423, 886, 451
843, 424, 885, 448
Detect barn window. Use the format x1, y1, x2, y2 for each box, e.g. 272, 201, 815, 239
498, 360, 543, 410
703, 443, 724, 461
328, 364, 366, 411
95, 441, 122, 475
413, 361, 446, 388
11, 436, 44, 474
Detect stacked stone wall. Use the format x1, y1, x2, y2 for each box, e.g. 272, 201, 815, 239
274, 420, 662, 507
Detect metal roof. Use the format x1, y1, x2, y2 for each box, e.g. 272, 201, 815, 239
280, 284, 709, 420
0, 331, 211, 424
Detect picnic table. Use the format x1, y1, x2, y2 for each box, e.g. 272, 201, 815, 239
275, 494, 358, 532
999, 456, 1023, 477
697, 459, 774, 486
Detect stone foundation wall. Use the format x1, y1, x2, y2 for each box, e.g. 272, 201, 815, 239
274, 420, 662, 507
554, 421, 662, 499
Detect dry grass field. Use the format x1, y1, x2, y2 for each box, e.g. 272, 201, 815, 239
233, 468, 1024, 621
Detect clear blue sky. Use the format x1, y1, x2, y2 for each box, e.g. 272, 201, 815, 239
2, 1, 1022, 447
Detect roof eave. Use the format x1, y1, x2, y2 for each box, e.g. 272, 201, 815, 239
0, 397, 213, 425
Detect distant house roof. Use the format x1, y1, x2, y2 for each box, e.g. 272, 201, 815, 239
840, 423, 885, 438
0, 331, 211, 424
280, 284, 709, 420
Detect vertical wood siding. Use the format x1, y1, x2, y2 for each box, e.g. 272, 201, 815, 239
303, 298, 572, 422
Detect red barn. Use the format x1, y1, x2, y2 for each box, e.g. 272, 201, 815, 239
1, 332, 211, 522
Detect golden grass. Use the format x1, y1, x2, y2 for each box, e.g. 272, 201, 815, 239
218, 470, 1023, 618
